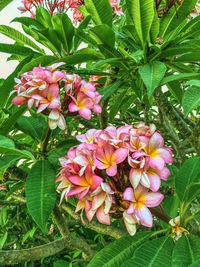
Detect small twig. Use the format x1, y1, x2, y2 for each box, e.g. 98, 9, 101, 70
42, 128, 51, 154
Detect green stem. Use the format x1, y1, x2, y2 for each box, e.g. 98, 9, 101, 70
42, 128, 51, 154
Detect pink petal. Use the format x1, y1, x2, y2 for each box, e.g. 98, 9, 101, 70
114, 148, 128, 164
67, 186, 86, 197
149, 132, 164, 149
79, 187, 90, 199
157, 148, 173, 163
148, 172, 161, 192
106, 164, 117, 176
129, 168, 142, 189
91, 175, 103, 190
73, 155, 88, 166
149, 157, 165, 171
127, 203, 134, 214
96, 206, 110, 225
145, 192, 164, 207
48, 83, 59, 98
93, 104, 102, 113
92, 191, 106, 210
94, 159, 107, 170
135, 206, 152, 227
37, 103, 49, 113
79, 108, 92, 120
68, 175, 88, 186
57, 114, 66, 130
76, 134, 87, 142
12, 96, 26, 105
68, 102, 79, 112
158, 167, 170, 181
123, 187, 134, 201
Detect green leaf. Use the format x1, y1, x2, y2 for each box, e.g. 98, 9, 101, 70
88, 232, 151, 267
0, 43, 36, 56
0, 232, 8, 250
0, 106, 27, 135
99, 80, 123, 100
26, 160, 56, 232
0, 55, 33, 108
175, 52, 200, 62
52, 13, 74, 53
123, 236, 174, 267
126, 0, 155, 46
85, 0, 112, 26
139, 61, 167, 96
150, 12, 160, 43
0, 0, 13, 11
182, 87, 200, 116
90, 24, 115, 48
186, 80, 200, 87
74, 15, 91, 50
175, 157, 200, 202
160, 73, 200, 85
172, 235, 200, 267
17, 116, 48, 141
159, 0, 197, 37
0, 25, 44, 53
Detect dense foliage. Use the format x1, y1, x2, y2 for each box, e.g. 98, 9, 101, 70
0, 0, 200, 266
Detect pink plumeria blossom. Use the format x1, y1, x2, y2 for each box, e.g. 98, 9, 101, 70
123, 185, 164, 227
57, 124, 173, 235
95, 144, 128, 176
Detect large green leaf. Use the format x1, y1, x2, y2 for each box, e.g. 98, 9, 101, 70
159, 0, 197, 38
172, 235, 200, 267
175, 157, 200, 202
0, 25, 44, 53
139, 61, 167, 96
52, 13, 74, 53
182, 87, 200, 116
126, 0, 155, 46
160, 73, 200, 85
26, 160, 56, 232
123, 236, 174, 267
90, 24, 115, 48
88, 232, 151, 267
84, 0, 112, 26
74, 15, 91, 50
99, 80, 123, 100
0, 55, 33, 108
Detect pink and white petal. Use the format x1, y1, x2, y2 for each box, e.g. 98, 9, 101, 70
127, 203, 134, 214
49, 110, 60, 120
76, 134, 87, 142
57, 114, 66, 130
158, 167, 170, 181
79, 187, 90, 199
148, 172, 161, 192
104, 197, 112, 214
157, 148, 173, 163
149, 132, 164, 149
68, 102, 79, 112
149, 157, 165, 171
145, 192, 164, 207
140, 173, 150, 189
92, 191, 106, 210
96, 206, 110, 225
86, 208, 96, 222
134, 184, 148, 196
68, 175, 88, 186
48, 83, 60, 98
79, 108, 92, 120
73, 155, 88, 166
135, 206, 153, 227
94, 159, 107, 170
37, 103, 49, 113
67, 186, 86, 197
123, 187, 134, 201
129, 168, 142, 189
114, 148, 129, 164
93, 104, 102, 113
106, 164, 117, 176
27, 98, 34, 109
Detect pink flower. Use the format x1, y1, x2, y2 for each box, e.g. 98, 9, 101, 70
95, 144, 128, 176
68, 92, 94, 120
109, 0, 124, 16
67, 166, 103, 199
123, 185, 164, 227
144, 132, 173, 171
76, 129, 99, 144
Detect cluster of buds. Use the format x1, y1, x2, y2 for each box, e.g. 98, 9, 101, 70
12, 63, 102, 130
18, 0, 123, 22
57, 123, 173, 235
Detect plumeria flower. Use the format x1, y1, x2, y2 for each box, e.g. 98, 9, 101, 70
67, 166, 103, 199
48, 109, 66, 130
144, 132, 173, 171
105, 125, 131, 148
76, 129, 99, 144
95, 144, 128, 176
68, 92, 94, 120
123, 185, 164, 227
169, 216, 189, 241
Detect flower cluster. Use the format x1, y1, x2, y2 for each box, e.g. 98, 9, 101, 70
57, 123, 173, 235
18, 0, 123, 22
12, 63, 102, 130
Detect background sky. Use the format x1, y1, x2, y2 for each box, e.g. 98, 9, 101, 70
0, 0, 22, 78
